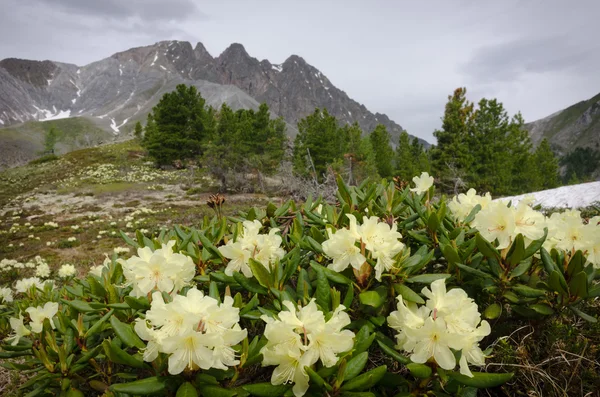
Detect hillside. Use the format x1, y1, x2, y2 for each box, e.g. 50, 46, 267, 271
525, 92, 600, 153
0, 41, 425, 167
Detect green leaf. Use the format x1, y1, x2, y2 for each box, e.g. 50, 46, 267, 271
447, 371, 514, 388
393, 284, 425, 304
354, 330, 376, 355
343, 352, 369, 380
305, 366, 332, 391
340, 365, 387, 391
110, 316, 145, 349
569, 306, 598, 323
523, 228, 547, 259
109, 377, 167, 394
483, 303, 502, 320
530, 303, 554, 315
62, 299, 97, 313
427, 212, 440, 232
510, 258, 533, 278
87, 276, 107, 298
567, 250, 584, 278
456, 263, 492, 279
507, 234, 525, 266
249, 258, 272, 289
310, 261, 352, 285
547, 270, 567, 296
475, 233, 500, 259
441, 244, 461, 266
124, 296, 151, 310
84, 309, 114, 338
359, 290, 384, 308
314, 266, 331, 312
233, 272, 268, 295
463, 204, 481, 224
102, 340, 145, 368
406, 274, 451, 284
242, 383, 292, 396
120, 230, 139, 248
512, 284, 546, 298
197, 384, 236, 397
176, 382, 199, 397
406, 363, 432, 379
540, 247, 560, 274
568, 271, 588, 298
376, 340, 410, 364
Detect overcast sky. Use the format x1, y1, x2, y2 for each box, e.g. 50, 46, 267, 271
1, 0, 599, 143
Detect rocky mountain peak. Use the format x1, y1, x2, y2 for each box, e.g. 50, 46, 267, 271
0, 58, 57, 87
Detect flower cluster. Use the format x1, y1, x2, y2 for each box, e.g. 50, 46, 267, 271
448, 188, 492, 222
6, 301, 58, 345
118, 240, 195, 297
260, 300, 355, 397
322, 214, 404, 280
218, 220, 285, 277
387, 279, 490, 377
134, 288, 247, 375
455, 192, 600, 267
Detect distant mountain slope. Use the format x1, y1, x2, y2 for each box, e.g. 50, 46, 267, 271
525, 92, 600, 153
0, 41, 425, 167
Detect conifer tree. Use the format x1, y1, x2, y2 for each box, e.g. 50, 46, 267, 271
369, 124, 394, 179
293, 108, 345, 181
395, 131, 415, 181
134, 121, 143, 140
44, 127, 58, 154
533, 138, 560, 190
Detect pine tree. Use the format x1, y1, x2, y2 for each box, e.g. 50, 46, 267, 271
411, 138, 431, 175
340, 123, 378, 184
44, 127, 58, 154
431, 88, 474, 192
293, 108, 345, 181
134, 121, 143, 140
395, 131, 414, 181
533, 138, 560, 190
369, 124, 394, 179
142, 84, 211, 165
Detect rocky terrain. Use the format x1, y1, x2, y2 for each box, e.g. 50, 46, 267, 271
525, 92, 600, 154
0, 41, 424, 167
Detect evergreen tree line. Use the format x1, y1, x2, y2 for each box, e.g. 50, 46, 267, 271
141, 85, 286, 189
430, 88, 560, 196
292, 108, 429, 184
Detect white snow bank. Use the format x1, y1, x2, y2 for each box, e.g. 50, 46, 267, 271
498, 181, 600, 209
272, 64, 282, 72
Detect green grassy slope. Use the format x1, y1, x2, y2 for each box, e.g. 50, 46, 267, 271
0, 117, 117, 168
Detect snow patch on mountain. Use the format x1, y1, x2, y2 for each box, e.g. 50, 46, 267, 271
150, 52, 158, 66
499, 182, 600, 209
272, 64, 282, 72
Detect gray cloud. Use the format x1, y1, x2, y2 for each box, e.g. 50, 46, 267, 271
20, 0, 205, 21
463, 36, 600, 83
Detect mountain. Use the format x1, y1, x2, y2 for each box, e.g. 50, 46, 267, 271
525, 92, 600, 154
0, 41, 425, 167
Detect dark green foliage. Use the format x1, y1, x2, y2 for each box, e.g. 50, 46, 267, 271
560, 147, 600, 183
395, 131, 430, 181
202, 103, 286, 190
532, 138, 560, 189
431, 87, 541, 195
134, 121, 143, 140
341, 123, 379, 184
44, 126, 58, 154
142, 84, 212, 166
369, 124, 394, 178
293, 108, 347, 181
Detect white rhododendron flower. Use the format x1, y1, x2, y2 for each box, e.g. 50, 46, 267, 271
118, 240, 195, 297
135, 288, 247, 375
322, 214, 404, 280
35, 263, 51, 278
0, 287, 13, 303
471, 201, 516, 250
6, 314, 31, 346
26, 301, 59, 333
449, 190, 600, 268
15, 277, 45, 293
410, 172, 434, 194
448, 188, 492, 222
260, 300, 354, 397
218, 220, 285, 277
387, 279, 490, 377
58, 264, 76, 278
